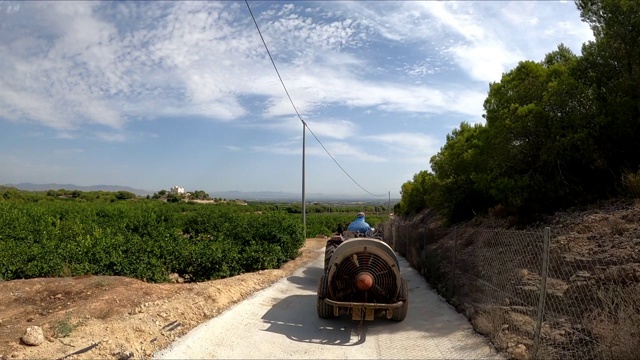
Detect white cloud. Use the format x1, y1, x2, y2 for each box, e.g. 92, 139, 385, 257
55, 132, 76, 140
362, 132, 440, 165
305, 119, 357, 140
544, 21, 594, 41
331, 1, 593, 84
0, 0, 595, 161
252, 140, 386, 163
447, 41, 524, 83
0, 2, 126, 130
1, 2, 21, 14
0, 1, 501, 136
313, 141, 386, 162
258, 3, 366, 52
418, 2, 487, 43
500, 2, 539, 28
416, 2, 525, 83
250, 116, 358, 141
251, 130, 440, 167
365, 132, 440, 155
95, 132, 126, 143
53, 148, 85, 155
0, 86, 68, 129
330, 1, 434, 43
251, 143, 299, 156
259, 63, 487, 118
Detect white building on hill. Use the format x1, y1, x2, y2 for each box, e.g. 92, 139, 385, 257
170, 186, 185, 194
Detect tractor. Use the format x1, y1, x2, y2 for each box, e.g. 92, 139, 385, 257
317, 229, 408, 322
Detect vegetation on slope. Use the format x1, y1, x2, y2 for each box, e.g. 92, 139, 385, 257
395, 0, 640, 223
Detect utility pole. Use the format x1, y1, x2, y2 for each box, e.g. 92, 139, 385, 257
302, 122, 306, 239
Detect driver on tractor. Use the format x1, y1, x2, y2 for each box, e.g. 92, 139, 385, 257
324, 212, 374, 270
346, 212, 372, 235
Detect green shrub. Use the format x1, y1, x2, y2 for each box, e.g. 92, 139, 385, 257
622, 170, 640, 198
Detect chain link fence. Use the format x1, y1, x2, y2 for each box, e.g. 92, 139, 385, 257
383, 219, 640, 360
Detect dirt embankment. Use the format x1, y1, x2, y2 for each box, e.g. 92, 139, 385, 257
393, 198, 640, 360
0, 238, 328, 360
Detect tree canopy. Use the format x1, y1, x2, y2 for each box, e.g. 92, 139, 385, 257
396, 0, 640, 223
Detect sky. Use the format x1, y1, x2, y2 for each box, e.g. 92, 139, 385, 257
0, 1, 594, 198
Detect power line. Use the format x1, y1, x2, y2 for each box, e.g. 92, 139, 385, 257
244, 0, 305, 127
305, 126, 387, 197
245, 0, 387, 198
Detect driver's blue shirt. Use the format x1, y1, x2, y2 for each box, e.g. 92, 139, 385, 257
347, 217, 371, 234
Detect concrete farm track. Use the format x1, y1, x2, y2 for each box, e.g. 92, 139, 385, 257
155, 248, 503, 359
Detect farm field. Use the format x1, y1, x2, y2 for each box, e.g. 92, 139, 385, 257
0, 189, 386, 283
0, 188, 387, 358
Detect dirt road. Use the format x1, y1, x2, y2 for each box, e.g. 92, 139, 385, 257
155, 249, 503, 359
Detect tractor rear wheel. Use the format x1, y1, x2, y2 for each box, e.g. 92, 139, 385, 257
391, 278, 408, 321
324, 238, 341, 270
317, 275, 333, 319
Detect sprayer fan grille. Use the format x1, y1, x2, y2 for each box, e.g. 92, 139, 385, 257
332, 252, 397, 303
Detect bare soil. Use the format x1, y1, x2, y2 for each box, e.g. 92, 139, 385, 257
0, 237, 328, 360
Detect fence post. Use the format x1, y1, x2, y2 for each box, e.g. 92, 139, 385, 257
533, 227, 551, 358
392, 223, 397, 251
449, 226, 458, 300
423, 226, 426, 250
406, 224, 410, 258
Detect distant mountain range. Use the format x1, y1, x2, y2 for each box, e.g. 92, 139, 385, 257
4, 183, 153, 196
3, 183, 397, 203
208, 190, 397, 203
